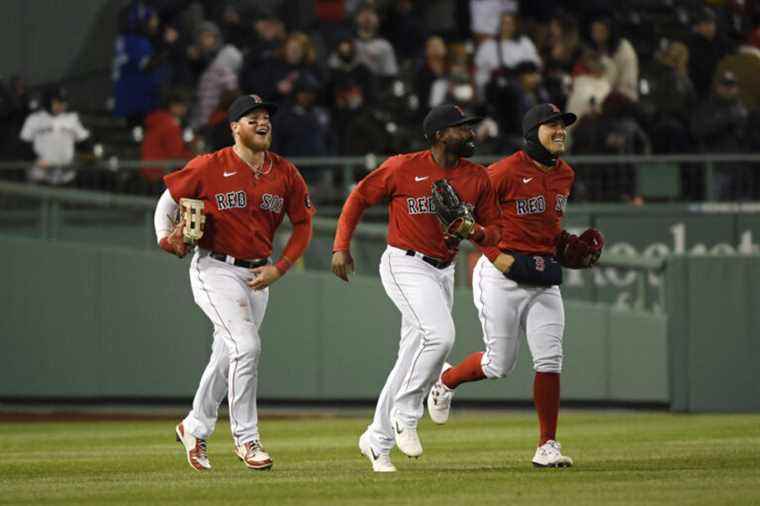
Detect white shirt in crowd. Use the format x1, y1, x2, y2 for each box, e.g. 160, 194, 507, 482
19, 109, 89, 184
474, 36, 542, 96
470, 0, 518, 36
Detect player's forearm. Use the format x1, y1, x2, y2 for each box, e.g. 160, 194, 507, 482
154, 189, 179, 243
478, 245, 502, 263
332, 192, 369, 252
275, 220, 312, 274
469, 222, 501, 247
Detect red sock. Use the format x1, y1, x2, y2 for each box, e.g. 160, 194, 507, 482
441, 352, 486, 389
533, 372, 560, 445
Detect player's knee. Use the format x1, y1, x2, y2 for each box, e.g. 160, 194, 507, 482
533, 354, 563, 373
483, 354, 518, 379
436, 321, 456, 352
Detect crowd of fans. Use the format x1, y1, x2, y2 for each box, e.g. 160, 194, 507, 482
1, 0, 760, 201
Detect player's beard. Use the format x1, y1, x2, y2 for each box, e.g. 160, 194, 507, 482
239, 130, 272, 152
446, 137, 476, 158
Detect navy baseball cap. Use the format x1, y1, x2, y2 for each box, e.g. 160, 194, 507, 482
228, 94, 278, 122
522, 103, 577, 137
423, 104, 482, 139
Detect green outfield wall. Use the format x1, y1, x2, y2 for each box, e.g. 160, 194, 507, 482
0, 236, 668, 404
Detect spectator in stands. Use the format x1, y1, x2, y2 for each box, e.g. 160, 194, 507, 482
245, 13, 286, 67
327, 36, 376, 106
112, 2, 163, 126
353, 5, 399, 78
243, 32, 320, 103
415, 36, 448, 111
487, 60, 550, 143
715, 27, 760, 110
382, 0, 427, 65
272, 73, 334, 168
191, 43, 243, 129
474, 13, 542, 98
140, 89, 194, 190
200, 89, 238, 151
565, 49, 611, 123
540, 11, 582, 109
587, 15, 639, 102
331, 79, 393, 155
185, 21, 223, 84
19, 87, 90, 186
691, 70, 749, 199
469, 0, 519, 44
686, 6, 733, 99
639, 41, 696, 153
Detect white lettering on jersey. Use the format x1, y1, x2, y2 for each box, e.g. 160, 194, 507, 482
260, 193, 284, 213
555, 194, 568, 213
215, 190, 247, 210
515, 195, 546, 216
407, 196, 437, 215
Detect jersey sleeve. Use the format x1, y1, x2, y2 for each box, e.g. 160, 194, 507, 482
19, 114, 37, 142
471, 173, 501, 247
285, 164, 316, 224
163, 156, 205, 201
332, 157, 395, 252
71, 114, 90, 141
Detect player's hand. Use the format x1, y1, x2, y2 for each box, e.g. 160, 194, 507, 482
159, 218, 188, 258
492, 253, 515, 273
248, 265, 282, 290
331, 250, 354, 283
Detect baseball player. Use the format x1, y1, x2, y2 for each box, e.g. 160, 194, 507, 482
153, 94, 315, 471
426, 103, 604, 468
332, 104, 502, 472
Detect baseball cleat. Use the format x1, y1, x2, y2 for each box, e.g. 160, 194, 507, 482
532, 440, 573, 468
235, 440, 273, 470
391, 412, 423, 458
175, 423, 211, 471
359, 433, 396, 472
427, 362, 454, 424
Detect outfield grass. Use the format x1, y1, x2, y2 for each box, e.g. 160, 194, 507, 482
1, 410, 759, 505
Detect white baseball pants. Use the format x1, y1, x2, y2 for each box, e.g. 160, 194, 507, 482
365, 246, 456, 453
181, 250, 269, 447
472, 255, 565, 377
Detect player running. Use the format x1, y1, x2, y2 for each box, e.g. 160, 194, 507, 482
332, 104, 502, 472
426, 103, 604, 468
154, 94, 315, 471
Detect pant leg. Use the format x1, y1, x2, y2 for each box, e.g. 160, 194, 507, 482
366, 314, 421, 453
472, 255, 527, 379
188, 252, 265, 446
524, 286, 565, 373
379, 247, 456, 429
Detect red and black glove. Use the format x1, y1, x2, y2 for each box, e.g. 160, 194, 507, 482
555, 228, 604, 269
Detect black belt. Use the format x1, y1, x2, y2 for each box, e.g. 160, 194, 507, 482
208, 252, 268, 269
405, 250, 452, 269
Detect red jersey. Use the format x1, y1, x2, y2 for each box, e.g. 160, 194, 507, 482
481, 150, 574, 260
165, 147, 315, 263
333, 150, 501, 262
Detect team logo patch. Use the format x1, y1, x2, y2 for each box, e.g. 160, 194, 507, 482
549, 103, 560, 113
250, 94, 263, 103
260, 193, 284, 213
215, 191, 247, 211
515, 195, 545, 216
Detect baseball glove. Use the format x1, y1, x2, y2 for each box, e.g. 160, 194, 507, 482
555, 228, 604, 269
431, 179, 476, 240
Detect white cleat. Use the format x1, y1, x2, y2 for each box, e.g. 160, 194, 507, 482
391, 413, 423, 458
359, 433, 396, 472
532, 440, 574, 468
235, 440, 273, 470
427, 362, 454, 424
175, 423, 211, 471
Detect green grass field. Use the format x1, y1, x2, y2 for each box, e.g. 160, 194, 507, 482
2, 410, 760, 505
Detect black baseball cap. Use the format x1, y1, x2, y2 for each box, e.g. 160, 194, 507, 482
423, 104, 482, 140
228, 94, 278, 122
522, 103, 577, 137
